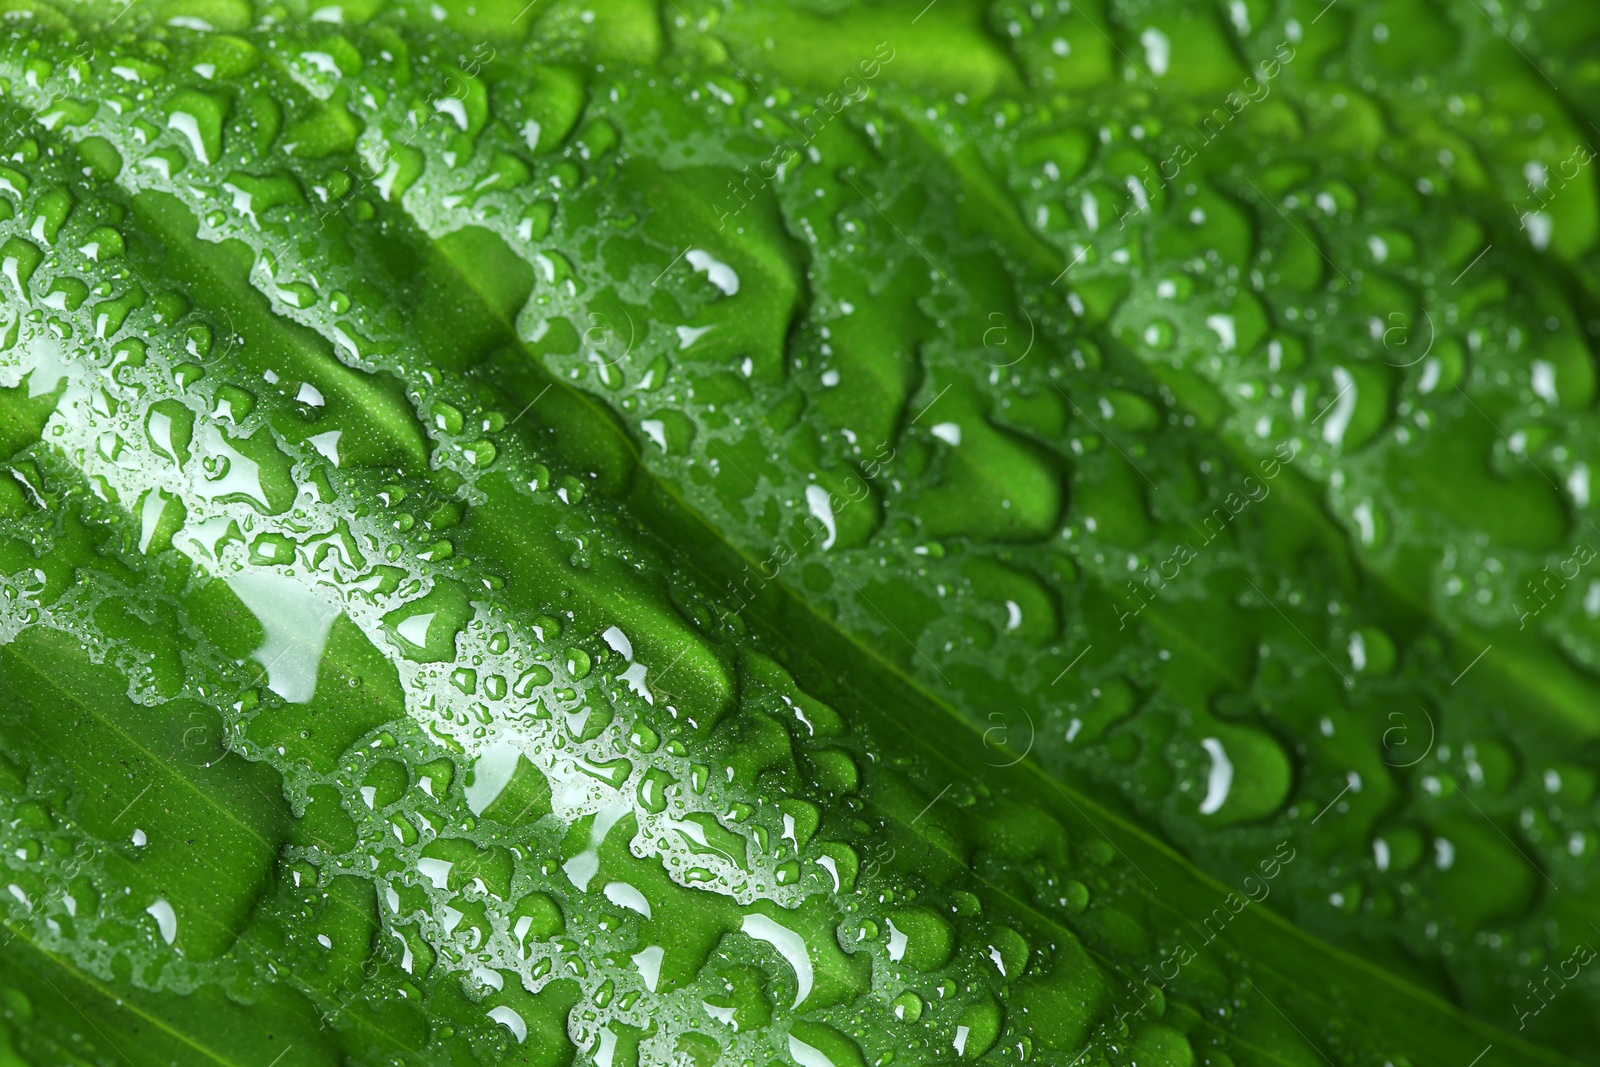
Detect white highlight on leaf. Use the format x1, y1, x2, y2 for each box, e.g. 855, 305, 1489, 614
742, 913, 813, 1007
676, 324, 714, 349
435, 97, 469, 130
953, 1025, 972, 1057
226, 572, 342, 704
1532, 359, 1559, 404
805, 484, 836, 550
308, 430, 343, 466
465, 739, 522, 815
564, 801, 629, 890
790, 1036, 837, 1067
816, 855, 840, 891
167, 111, 208, 164
488, 1006, 527, 1043
633, 945, 664, 992
300, 51, 341, 77
146, 898, 177, 944
603, 625, 652, 703
640, 419, 668, 451
1199, 737, 1234, 815
604, 881, 652, 917
602, 626, 633, 660
1206, 314, 1237, 352
1321, 367, 1358, 447
138, 489, 172, 553
1526, 211, 1553, 251
1348, 630, 1367, 671
417, 857, 453, 889
1140, 28, 1171, 75
886, 918, 909, 962
620, 662, 652, 703
686, 249, 740, 295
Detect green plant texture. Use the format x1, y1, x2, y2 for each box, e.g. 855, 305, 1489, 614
1, 0, 1600, 1065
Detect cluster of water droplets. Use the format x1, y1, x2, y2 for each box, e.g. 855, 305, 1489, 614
0, 13, 1281, 1067
0, 0, 1593, 1061
340, 0, 1600, 1047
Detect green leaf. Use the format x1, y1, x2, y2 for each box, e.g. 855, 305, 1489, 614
0, 3, 1596, 1067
